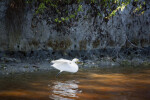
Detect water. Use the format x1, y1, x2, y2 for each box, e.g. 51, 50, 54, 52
0, 66, 150, 100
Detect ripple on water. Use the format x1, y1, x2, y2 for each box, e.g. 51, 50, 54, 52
0, 67, 150, 100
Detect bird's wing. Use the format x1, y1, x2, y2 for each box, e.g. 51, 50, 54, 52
51, 61, 73, 72
51, 59, 70, 63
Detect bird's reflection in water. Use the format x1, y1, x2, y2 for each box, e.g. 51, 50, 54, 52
49, 80, 81, 100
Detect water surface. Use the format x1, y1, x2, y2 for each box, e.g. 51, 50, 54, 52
0, 66, 150, 100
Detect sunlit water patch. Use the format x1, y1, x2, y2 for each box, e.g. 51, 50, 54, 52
49, 80, 81, 100
0, 66, 150, 100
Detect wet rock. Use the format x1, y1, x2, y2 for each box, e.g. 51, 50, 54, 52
24, 65, 29, 68
131, 58, 144, 66
0, 0, 150, 52
99, 60, 119, 67
0, 57, 21, 63
32, 65, 39, 68
118, 59, 131, 66
0, 64, 7, 70
142, 61, 150, 66
0, 55, 149, 75
81, 58, 119, 68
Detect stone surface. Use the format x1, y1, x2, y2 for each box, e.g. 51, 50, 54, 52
0, 0, 149, 53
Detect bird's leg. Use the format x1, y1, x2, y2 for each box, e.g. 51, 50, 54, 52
56, 71, 62, 78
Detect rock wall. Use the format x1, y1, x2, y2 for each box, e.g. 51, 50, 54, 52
0, 0, 150, 58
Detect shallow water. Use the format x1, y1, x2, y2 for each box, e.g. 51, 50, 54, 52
0, 66, 150, 100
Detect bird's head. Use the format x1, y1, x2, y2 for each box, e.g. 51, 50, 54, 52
72, 58, 79, 63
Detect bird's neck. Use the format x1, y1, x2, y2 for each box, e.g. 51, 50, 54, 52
72, 59, 76, 63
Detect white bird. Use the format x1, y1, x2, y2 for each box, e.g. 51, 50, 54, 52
51, 58, 79, 77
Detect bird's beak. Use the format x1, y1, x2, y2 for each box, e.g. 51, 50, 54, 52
76, 59, 82, 64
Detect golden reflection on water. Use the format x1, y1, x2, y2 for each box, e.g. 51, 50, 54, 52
0, 67, 150, 100
49, 80, 81, 100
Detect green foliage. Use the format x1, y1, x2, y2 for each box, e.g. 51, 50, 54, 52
54, 18, 59, 23
30, 0, 146, 23
97, 13, 102, 17
77, 5, 83, 12
52, 4, 83, 23
91, 0, 95, 3
36, 3, 46, 14
133, 1, 146, 15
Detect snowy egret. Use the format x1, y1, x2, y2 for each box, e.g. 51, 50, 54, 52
51, 58, 79, 77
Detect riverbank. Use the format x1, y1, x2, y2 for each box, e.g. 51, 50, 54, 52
0, 55, 150, 75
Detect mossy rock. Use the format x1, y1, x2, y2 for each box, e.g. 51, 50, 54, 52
79, 40, 87, 50
92, 39, 100, 48
47, 39, 72, 50
0, 64, 7, 70
142, 61, 150, 66
29, 39, 39, 47
120, 60, 132, 66
24, 65, 29, 68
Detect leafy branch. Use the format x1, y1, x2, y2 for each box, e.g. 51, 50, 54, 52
27, 0, 146, 23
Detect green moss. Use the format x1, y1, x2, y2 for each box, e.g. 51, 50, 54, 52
120, 60, 132, 66
79, 40, 87, 50
24, 65, 29, 68
142, 61, 150, 66
0, 64, 7, 70
47, 39, 72, 50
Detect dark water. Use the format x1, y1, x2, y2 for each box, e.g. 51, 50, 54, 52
0, 66, 150, 100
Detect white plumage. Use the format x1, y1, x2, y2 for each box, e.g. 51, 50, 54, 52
51, 58, 79, 76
